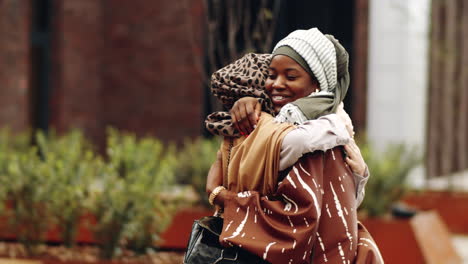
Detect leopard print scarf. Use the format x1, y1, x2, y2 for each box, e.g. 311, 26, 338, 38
205, 53, 275, 137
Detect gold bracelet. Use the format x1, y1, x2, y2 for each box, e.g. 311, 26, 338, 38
209, 186, 226, 206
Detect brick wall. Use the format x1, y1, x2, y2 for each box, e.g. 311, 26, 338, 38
100, 0, 205, 142
0, 0, 31, 132
51, 0, 106, 145
51, 0, 205, 146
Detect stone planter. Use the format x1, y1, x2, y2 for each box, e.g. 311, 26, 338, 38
158, 206, 213, 249
403, 191, 468, 234
361, 211, 462, 264
0, 203, 213, 259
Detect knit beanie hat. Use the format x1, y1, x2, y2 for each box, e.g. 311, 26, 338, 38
272, 28, 337, 93
272, 46, 315, 80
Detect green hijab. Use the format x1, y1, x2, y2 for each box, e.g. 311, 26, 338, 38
273, 35, 350, 120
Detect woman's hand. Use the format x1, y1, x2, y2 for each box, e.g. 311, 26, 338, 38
230, 97, 261, 135
344, 139, 366, 176
336, 102, 354, 138
206, 150, 224, 195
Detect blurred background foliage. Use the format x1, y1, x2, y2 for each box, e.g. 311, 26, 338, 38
357, 137, 421, 218
0, 128, 219, 259
175, 137, 220, 207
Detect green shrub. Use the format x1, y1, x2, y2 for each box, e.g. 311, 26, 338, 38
175, 137, 220, 207
0, 128, 31, 151
0, 129, 54, 255
4, 146, 55, 255
358, 140, 421, 217
0, 128, 184, 258
91, 128, 178, 259
35, 130, 98, 247
0, 128, 32, 206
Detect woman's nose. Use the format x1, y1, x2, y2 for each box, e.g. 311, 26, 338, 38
272, 76, 286, 90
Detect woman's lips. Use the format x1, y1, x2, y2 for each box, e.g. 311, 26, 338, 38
271, 95, 291, 106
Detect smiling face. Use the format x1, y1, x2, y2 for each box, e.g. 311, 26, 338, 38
265, 55, 319, 113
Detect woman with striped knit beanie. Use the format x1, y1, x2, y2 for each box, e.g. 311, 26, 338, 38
202, 28, 383, 264
271, 28, 349, 124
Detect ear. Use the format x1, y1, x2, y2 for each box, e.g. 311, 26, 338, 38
312, 77, 320, 88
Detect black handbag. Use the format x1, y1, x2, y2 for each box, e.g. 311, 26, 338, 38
184, 138, 268, 263
183, 216, 269, 264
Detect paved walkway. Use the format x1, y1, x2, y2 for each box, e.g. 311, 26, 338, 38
415, 170, 468, 263
425, 170, 468, 263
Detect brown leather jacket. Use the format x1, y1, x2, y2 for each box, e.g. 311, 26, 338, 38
220, 148, 383, 264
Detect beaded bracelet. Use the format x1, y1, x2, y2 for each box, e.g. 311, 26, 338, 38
209, 186, 226, 206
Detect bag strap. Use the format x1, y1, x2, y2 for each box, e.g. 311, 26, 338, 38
222, 137, 234, 188
216, 138, 233, 217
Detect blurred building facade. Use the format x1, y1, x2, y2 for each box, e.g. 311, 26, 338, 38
1, 0, 205, 147
367, 0, 468, 180
1, 0, 466, 178
367, 0, 431, 183
0, 0, 364, 143
0, 0, 30, 132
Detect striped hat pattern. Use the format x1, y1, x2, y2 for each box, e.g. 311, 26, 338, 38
272, 28, 337, 94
